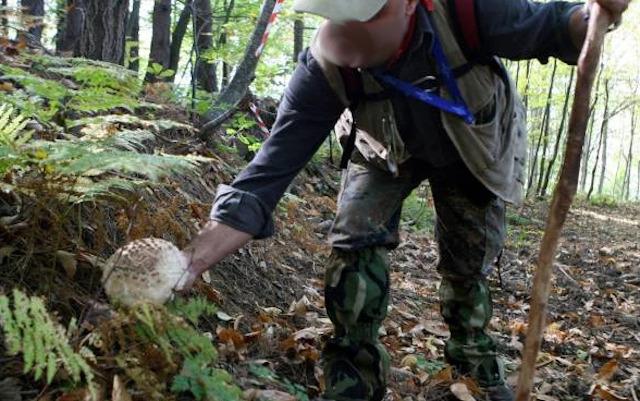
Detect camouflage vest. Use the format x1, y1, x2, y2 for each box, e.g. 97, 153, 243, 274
310, 0, 527, 204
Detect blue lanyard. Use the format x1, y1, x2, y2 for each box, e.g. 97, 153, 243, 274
372, 24, 475, 125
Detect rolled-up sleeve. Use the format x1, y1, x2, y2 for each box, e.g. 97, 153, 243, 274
476, 0, 583, 64
210, 49, 344, 238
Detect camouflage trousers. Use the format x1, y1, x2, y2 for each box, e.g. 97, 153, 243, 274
323, 158, 506, 400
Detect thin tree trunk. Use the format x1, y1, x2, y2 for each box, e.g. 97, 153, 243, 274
523, 60, 532, 118
587, 81, 610, 200
541, 68, 575, 197
201, 0, 277, 134
637, 160, 640, 200
527, 108, 544, 196
598, 92, 609, 195
193, 0, 217, 92
126, 0, 141, 72
293, 17, 304, 62
580, 109, 597, 192
20, 0, 44, 45
145, 0, 172, 82
580, 67, 602, 192
536, 60, 559, 195
169, 0, 192, 81
1, 0, 7, 37
77, 0, 129, 64
218, 0, 235, 89
622, 107, 635, 199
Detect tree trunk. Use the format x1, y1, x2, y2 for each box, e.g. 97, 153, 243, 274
126, 0, 141, 72
77, 0, 129, 64
622, 107, 635, 199
527, 62, 557, 197
293, 17, 304, 63
55, 0, 66, 51
169, 0, 192, 81
1, 0, 7, 37
201, 0, 277, 133
536, 60, 558, 195
218, 0, 235, 89
637, 160, 640, 200
527, 108, 544, 197
598, 94, 609, 195
523, 60, 532, 118
59, 0, 85, 55
580, 64, 604, 192
145, 0, 172, 82
193, 0, 217, 92
587, 80, 610, 200
21, 0, 44, 45
541, 68, 575, 197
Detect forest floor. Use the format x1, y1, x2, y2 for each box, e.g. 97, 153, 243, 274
206, 172, 640, 401
0, 47, 639, 401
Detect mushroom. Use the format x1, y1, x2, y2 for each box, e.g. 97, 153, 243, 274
102, 238, 190, 306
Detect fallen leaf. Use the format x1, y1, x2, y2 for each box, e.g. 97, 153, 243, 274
450, 382, 476, 401
432, 365, 453, 384
216, 310, 234, 321
217, 328, 245, 348
596, 360, 618, 383
56, 250, 77, 279
594, 385, 627, 401
112, 375, 132, 401
401, 355, 418, 369
243, 389, 297, 401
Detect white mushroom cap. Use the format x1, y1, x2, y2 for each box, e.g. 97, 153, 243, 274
102, 238, 189, 306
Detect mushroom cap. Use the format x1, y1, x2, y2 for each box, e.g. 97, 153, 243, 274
102, 238, 189, 306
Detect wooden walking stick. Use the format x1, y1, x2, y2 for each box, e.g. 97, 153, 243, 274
515, 5, 613, 401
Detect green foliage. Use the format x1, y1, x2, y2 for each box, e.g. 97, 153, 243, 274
147, 62, 176, 80
171, 357, 242, 401
414, 355, 445, 375
168, 296, 218, 326
0, 104, 204, 203
67, 86, 139, 114
401, 186, 435, 232
588, 193, 619, 208
0, 289, 96, 391
248, 363, 308, 401
97, 303, 240, 401
0, 65, 69, 121
0, 104, 34, 174
225, 114, 262, 153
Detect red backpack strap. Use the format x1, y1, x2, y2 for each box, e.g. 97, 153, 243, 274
446, 0, 484, 61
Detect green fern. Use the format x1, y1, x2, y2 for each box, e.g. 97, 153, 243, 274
171, 357, 242, 401
168, 296, 218, 326
98, 304, 240, 400
0, 289, 96, 390
0, 103, 32, 148
0, 104, 33, 174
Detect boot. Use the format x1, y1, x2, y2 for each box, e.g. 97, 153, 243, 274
483, 384, 514, 401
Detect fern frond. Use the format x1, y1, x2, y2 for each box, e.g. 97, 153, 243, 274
0, 290, 96, 391
0, 103, 32, 148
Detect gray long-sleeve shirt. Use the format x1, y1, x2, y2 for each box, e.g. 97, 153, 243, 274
211, 0, 582, 238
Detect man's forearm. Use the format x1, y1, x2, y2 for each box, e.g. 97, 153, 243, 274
183, 220, 253, 275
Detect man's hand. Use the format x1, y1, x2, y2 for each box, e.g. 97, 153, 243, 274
569, 0, 631, 50
591, 0, 629, 25
177, 220, 253, 292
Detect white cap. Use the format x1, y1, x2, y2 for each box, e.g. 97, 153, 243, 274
293, 0, 388, 22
